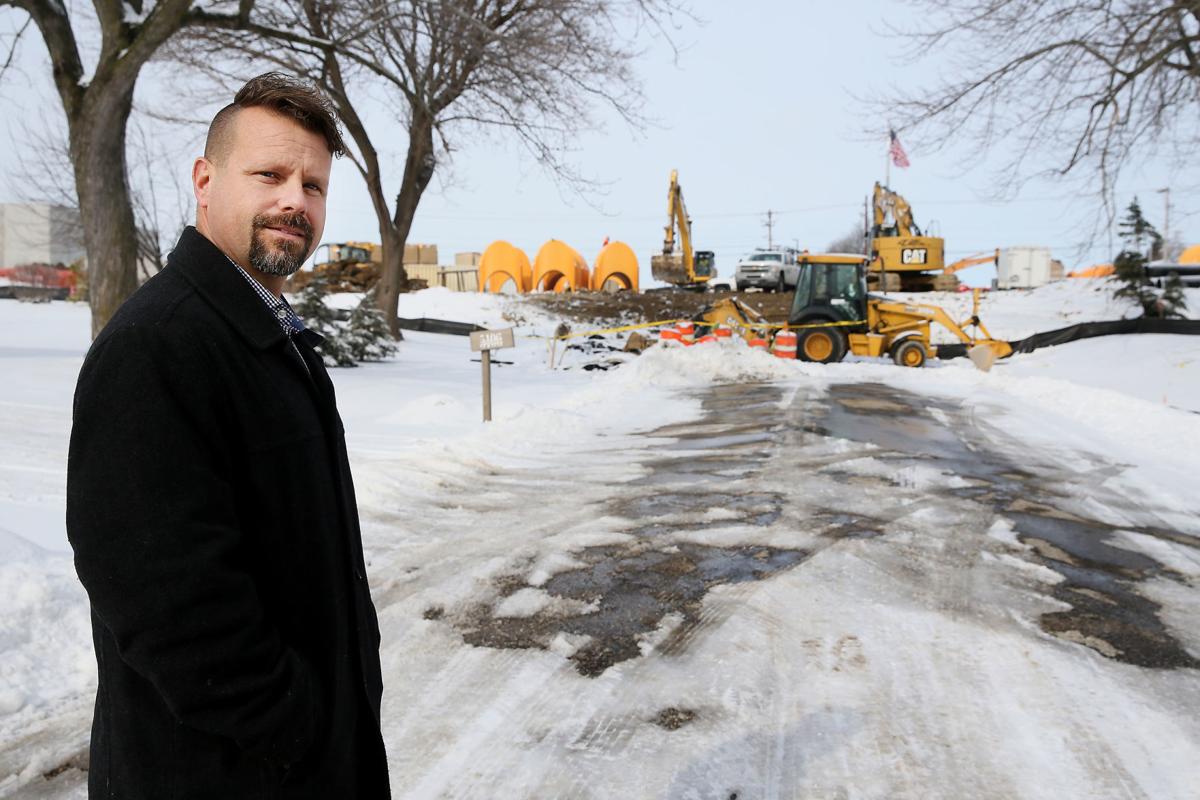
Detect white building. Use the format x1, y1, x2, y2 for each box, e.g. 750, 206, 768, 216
0, 203, 86, 268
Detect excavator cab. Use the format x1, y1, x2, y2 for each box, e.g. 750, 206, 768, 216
789, 255, 869, 327
693, 251, 716, 279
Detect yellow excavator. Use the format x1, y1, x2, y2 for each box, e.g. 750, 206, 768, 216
695, 252, 1011, 369
869, 182, 962, 292
650, 169, 717, 288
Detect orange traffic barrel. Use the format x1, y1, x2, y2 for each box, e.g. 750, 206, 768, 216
772, 329, 797, 359
714, 325, 732, 339
696, 333, 717, 344
677, 320, 695, 345
660, 327, 681, 343
748, 336, 768, 349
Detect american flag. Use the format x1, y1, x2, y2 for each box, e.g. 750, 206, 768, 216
889, 129, 910, 169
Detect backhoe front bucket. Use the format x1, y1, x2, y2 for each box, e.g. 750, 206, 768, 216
967, 340, 1011, 371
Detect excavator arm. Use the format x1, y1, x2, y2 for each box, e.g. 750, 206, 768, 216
871, 290, 1012, 360
651, 169, 713, 286
872, 182, 921, 238
662, 169, 694, 273
662, 170, 678, 257
944, 249, 999, 275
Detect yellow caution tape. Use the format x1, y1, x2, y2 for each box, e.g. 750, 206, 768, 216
544, 317, 868, 342
551, 318, 690, 341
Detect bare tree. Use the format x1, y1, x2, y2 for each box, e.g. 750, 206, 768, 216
188, 0, 685, 334
879, 2, 1200, 205
0, 1, 340, 337
826, 222, 867, 254
127, 114, 201, 279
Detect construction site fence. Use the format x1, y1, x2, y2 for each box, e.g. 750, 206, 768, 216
405, 264, 480, 292
937, 317, 1200, 359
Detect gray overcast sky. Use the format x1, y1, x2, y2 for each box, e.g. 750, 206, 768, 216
1, 1, 1196, 287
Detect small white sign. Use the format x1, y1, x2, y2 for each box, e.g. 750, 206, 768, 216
469, 328, 515, 352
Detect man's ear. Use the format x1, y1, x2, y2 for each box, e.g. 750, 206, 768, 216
192, 157, 213, 209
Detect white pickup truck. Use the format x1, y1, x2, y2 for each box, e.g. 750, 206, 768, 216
734, 247, 800, 292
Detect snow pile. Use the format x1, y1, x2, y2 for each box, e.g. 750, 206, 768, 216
996, 334, 1198, 411
606, 339, 806, 389
0, 530, 93, 729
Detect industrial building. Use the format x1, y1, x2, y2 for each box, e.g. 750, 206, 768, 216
0, 203, 85, 268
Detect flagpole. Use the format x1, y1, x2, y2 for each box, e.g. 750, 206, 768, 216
885, 127, 891, 188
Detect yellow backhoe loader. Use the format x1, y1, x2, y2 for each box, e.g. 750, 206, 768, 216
793, 252, 1009, 368
650, 169, 717, 289
695, 252, 1011, 369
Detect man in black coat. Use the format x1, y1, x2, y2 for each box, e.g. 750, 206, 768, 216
67, 73, 390, 799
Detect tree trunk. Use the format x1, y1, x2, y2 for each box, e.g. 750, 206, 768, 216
374, 113, 436, 336
70, 84, 141, 339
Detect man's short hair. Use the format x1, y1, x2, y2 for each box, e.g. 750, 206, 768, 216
205, 72, 347, 163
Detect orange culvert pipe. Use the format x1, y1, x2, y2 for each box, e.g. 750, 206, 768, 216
591, 241, 639, 292
478, 241, 533, 294
1067, 263, 1114, 279
533, 240, 590, 292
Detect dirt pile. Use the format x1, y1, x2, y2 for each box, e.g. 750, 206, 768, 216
524, 289, 795, 328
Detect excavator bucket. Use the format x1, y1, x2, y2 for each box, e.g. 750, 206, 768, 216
651, 253, 689, 285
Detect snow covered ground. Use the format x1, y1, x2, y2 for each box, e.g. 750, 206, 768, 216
1, 279, 1199, 798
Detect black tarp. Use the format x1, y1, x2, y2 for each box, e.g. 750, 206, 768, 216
938, 317, 1200, 360
395, 317, 485, 336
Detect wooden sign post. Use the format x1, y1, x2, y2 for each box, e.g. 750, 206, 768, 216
469, 327, 515, 422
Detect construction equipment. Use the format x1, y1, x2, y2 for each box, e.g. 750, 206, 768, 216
650, 169, 717, 288
696, 296, 771, 336
299, 241, 383, 292
945, 249, 999, 275
789, 252, 1011, 368
0, 263, 76, 300
869, 182, 960, 293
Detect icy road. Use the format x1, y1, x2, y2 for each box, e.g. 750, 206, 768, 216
349, 380, 1200, 800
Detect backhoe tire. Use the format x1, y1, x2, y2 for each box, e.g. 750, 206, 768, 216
892, 339, 928, 368
798, 327, 847, 364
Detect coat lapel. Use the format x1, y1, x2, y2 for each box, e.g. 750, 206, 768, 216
168, 227, 288, 352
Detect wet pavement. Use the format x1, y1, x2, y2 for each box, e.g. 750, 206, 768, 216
459, 384, 811, 676
457, 380, 1200, 674
812, 382, 1199, 670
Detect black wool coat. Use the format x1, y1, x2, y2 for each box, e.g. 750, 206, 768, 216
67, 227, 390, 799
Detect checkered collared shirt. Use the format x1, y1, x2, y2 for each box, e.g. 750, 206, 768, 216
225, 256, 313, 378
225, 256, 306, 336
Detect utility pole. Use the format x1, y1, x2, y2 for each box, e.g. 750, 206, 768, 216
764, 209, 775, 249
1156, 187, 1171, 259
